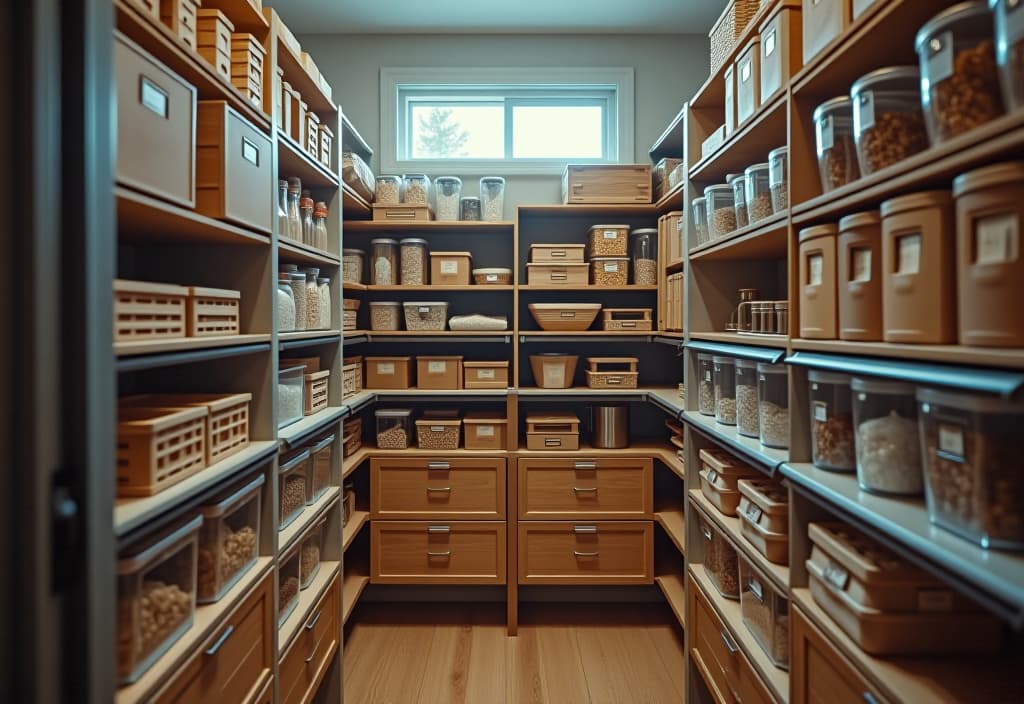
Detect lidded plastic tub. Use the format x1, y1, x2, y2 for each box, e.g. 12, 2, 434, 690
342, 248, 364, 285
837, 210, 883, 341
735, 358, 760, 438
757, 363, 789, 449
403, 301, 449, 331
279, 449, 310, 529
369, 301, 401, 331
744, 162, 773, 223
739, 555, 790, 667
851, 377, 921, 495
370, 238, 399, 286
375, 175, 401, 204
434, 176, 462, 221
697, 353, 715, 416
299, 517, 325, 588
277, 365, 305, 429
399, 237, 429, 286
850, 66, 929, 176
699, 448, 761, 516
813, 96, 861, 193
768, 145, 788, 212
729, 172, 749, 228
798, 224, 838, 340
738, 479, 789, 565
479, 176, 506, 221
460, 196, 482, 221
809, 370, 855, 472
307, 433, 334, 504
713, 355, 737, 426
691, 196, 709, 248
699, 514, 740, 599
197, 473, 264, 603
376, 408, 413, 449
705, 184, 737, 239
402, 173, 431, 205
278, 542, 301, 624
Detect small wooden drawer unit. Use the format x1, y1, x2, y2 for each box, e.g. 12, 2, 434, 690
278, 574, 340, 704
370, 457, 505, 520
562, 164, 652, 204
526, 413, 580, 451
127, 0, 160, 21
416, 356, 463, 390
526, 262, 589, 286
602, 308, 652, 331
518, 521, 653, 584
160, 0, 200, 50
517, 457, 653, 520
371, 521, 507, 585
530, 243, 586, 263
196, 9, 234, 81
372, 204, 433, 222
463, 361, 509, 389
305, 112, 320, 159
365, 356, 413, 390
230, 33, 265, 108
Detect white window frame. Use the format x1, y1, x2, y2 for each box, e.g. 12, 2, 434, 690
380, 67, 635, 176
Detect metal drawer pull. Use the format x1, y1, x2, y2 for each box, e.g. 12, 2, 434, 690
720, 630, 739, 654
573, 487, 598, 493
305, 641, 320, 664
574, 525, 598, 534
428, 525, 450, 534
305, 610, 322, 631
574, 460, 597, 470
205, 625, 234, 656
574, 550, 599, 557
427, 486, 452, 493
863, 695, 880, 704
428, 461, 450, 470
427, 550, 451, 557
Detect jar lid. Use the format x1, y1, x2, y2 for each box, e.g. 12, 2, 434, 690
850, 66, 920, 97
850, 376, 916, 394
399, 237, 429, 245
768, 145, 789, 160
736, 358, 758, 368
809, 369, 851, 385
287, 176, 301, 189
302, 267, 320, 276
377, 174, 401, 182
880, 190, 953, 217
915, 1, 990, 53
480, 176, 505, 185
435, 176, 462, 184
403, 173, 429, 180
317, 277, 330, 284
756, 362, 787, 374
838, 210, 881, 229
812, 96, 854, 122
287, 272, 306, 280
631, 228, 658, 235
472, 267, 512, 274
953, 161, 1024, 197
744, 162, 770, 175
369, 301, 401, 307
704, 183, 732, 195
342, 248, 365, 255
726, 173, 744, 182
917, 386, 1024, 413
799, 224, 838, 242
375, 408, 413, 417
712, 355, 735, 365
278, 179, 288, 187
460, 196, 481, 203
693, 196, 707, 205
369, 238, 399, 245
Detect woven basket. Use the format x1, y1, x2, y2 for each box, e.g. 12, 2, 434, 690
709, 0, 760, 75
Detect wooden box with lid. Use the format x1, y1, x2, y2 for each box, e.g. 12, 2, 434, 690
525, 414, 580, 451
160, 0, 200, 50
838, 211, 883, 341
562, 164, 652, 204
416, 356, 463, 390
195, 9, 234, 81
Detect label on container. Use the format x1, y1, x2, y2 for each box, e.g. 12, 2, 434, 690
975, 212, 1019, 266
851, 247, 872, 282
746, 504, 763, 524
440, 260, 459, 274
897, 233, 922, 275
748, 577, 764, 602
813, 401, 828, 422
808, 253, 824, 286
822, 561, 850, 590
476, 425, 496, 437
604, 262, 620, 272
486, 274, 499, 282
543, 364, 566, 388
427, 361, 447, 374
927, 31, 955, 84
770, 155, 784, 185
705, 370, 712, 382
477, 369, 496, 379
817, 115, 834, 152
706, 468, 719, 485
764, 28, 777, 58
858, 91, 875, 131
1009, 0, 1024, 43
917, 589, 955, 612
740, 57, 752, 84
603, 230, 619, 239
377, 362, 395, 375
140, 77, 168, 117
430, 426, 445, 433
938, 423, 965, 461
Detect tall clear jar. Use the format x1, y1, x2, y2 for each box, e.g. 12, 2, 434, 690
400, 238, 429, 286
757, 363, 789, 449
312, 201, 328, 251
692, 196, 709, 249
375, 175, 401, 205
302, 267, 320, 330
479, 176, 506, 221
814, 96, 860, 193
342, 249, 364, 285
698, 353, 715, 416
434, 176, 462, 221
277, 180, 289, 239
745, 163, 773, 223
317, 277, 331, 330
277, 277, 296, 332
370, 238, 398, 286
300, 191, 314, 245
850, 66, 929, 176
286, 271, 307, 331
851, 377, 922, 495
809, 370, 855, 472
736, 358, 759, 438
287, 177, 302, 241
631, 228, 658, 285
705, 184, 737, 239
714, 355, 737, 426
402, 173, 431, 205
730, 173, 749, 228
768, 145, 788, 212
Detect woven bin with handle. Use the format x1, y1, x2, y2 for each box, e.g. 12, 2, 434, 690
709, 0, 760, 75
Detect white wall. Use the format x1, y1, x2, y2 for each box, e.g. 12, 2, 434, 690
299, 33, 709, 209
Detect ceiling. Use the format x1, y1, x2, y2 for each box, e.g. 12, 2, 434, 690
273, 0, 721, 35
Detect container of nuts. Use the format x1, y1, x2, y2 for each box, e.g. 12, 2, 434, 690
704, 183, 737, 240
915, 2, 1005, 145
590, 256, 629, 287
691, 196, 709, 249
588, 224, 630, 257
480, 176, 506, 221
403, 301, 449, 331
757, 363, 790, 449
434, 176, 462, 221
278, 543, 301, 624
736, 358, 760, 438
713, 355, 737, 426
992, 0, 1024, 111
299, 518, 325, 589
699, 514, 740, 599
375, 408, 413, 449
402, 173, 431, 205
342, 248, 365, 285
375, 175, 402, 205
739, 555, 790, 668
369, 301, 401, 331
197, 474, 263, 604
809, 370, 856, 472
850, 66, 930, 176
814, 96, 861, 193
698, 353, 715, 416
744, 163, 774, 224
729, 172, 748, 228
278, 448, 310, 531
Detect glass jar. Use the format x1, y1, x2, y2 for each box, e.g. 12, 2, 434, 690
400, 238, 429, 286
745, 163, 773, 223
762, 300, 777, 334
915, 2, 1005, 145
342, 248, 364, 285
698, 353, 715, 416
630, 228, 658, 285
286, 177, 302, 241
402, 173, 431, 205
850, 66, 929, 176
705, 184, 736, 239
730, 173, 749, 228
768, 145, 788, 212
774, 301, 789, 334
736, 358, 759, 438
434, 176, 462, 221
312, 201, 328, 251
375, 175, 402, 205
277, 180, 289, 239
809, 370, 855, 471
852, 377, 922, 495
992, 0, 1024, 111
317, 277, 331, 329
300, 191, 314, 246
302, 267, 320, 330
277, 278, 296, 332
734, 288, 759, 331
692, 196, 709, 249
460, 196, 482, 221
714, 355, 737, 426
286, 271, 307, 331
814, 96, 861, 193
376, 408, 413, 449
757, 363, 789, 449
370, 238, 398, 286
480, 176, 506, 221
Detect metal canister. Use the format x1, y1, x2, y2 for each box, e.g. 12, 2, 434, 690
591, 405, 629, 448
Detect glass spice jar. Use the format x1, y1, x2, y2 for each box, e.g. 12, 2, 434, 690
277, 180, 289, 240
302, 267, 320, 330
287, 177, 302, 242
286, 270, 307, 331
370, 238, 398, 286
300, 191, 315, 245
774, 301, 789, 334
313, 201, 328, 251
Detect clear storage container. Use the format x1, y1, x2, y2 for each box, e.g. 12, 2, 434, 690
757, 363, 789, 449
991, 0, 1024, 111
852, 378, 922, 495
376, 408, 413, 449
768, 145, 789, 212
698, 353, 715, 416
197, 474, 263, 604
809, 370, 855, 472
699, 515, 740, 599
434, 176, 462, 221
278, 365, 305, 429
814, 96, 861, 193
284, 269, 307, 331
370, 238, 398, 286
850, 67, 929, 176
317, 278, 332, 330
918, 387, 1024, 549
480, 176, 506, 221
736, 358, 760, 438
277, 279, 295, 332
369, 301, 401, 331
403, 301, 449, 331
730, 173, 749, 228
915, 2, 1005, 145
278, 543, 300, 624
740, 556, 790, 668
416, 414, 462, 450
460, 196, 482, 221
713, 355, 737, 426
631, 229, 658, 285
117, 516, 202, 684
299, 518, 325, 589
302, 267, 321, 330
342, 248, 364, 285
400, 238, 429, 286
402, 173, 431, 205
745, 163, 774, 223
375, 175, 401, 205
279, 449, 310, 530
307, 433, 334, 504
692, 196, 709, 248
705, 184, 737, 240
590, 257, 629, 287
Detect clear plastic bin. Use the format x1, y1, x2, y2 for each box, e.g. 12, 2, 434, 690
307, 433, 334, 504
691, 196, 709, 249
698, 353, 715, 416
117, 516, 202, 684
278, 544, 300, 624
992, 0, 1024, 111
713, 355, 737, 426
631, 229, 658, 286
744, 162, 773, 223
918, 387, 1024, 549
400, 238, 429, 286
740, 555, 790, 668
814, 96, 861, 193
403, 301, 449, 331
369, 301, 401, 331
299, 518, 325, 589
402, 173, 431, 205
480, 176, 506, 221
197, 474, 264, 604
768, 145, 788, 212
850, 66, 929, 176
736, 358, 759, 438
757, 363, 789, 449
285, 270, 307, 331
699, 515, 740, 599
277, 280, 295, 333
434, 176, 462, 221
376, 408, 413, 449
705, 184, 736, 240
730, 173, 749, 228
370, 238, 398, 286
278, 449, 310, 530
278, 365, 305, 429
375, 175, 401, 205
809, 370, 855, 472
852, 377, 922, 495
342, 248, 364, 285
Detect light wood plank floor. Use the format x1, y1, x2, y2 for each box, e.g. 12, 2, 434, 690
344, 603, 685, 704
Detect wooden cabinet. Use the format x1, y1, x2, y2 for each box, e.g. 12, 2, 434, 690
791, 605, 885, 704
518, 457, 652, 520
279, 574, 341, 704
370, 457, 506, 520
518, 521, 652, 584
372, 521, 506, 585
739, 650, 777, 704
689, 574, 741, 704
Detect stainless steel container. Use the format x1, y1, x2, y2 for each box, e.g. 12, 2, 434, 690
591, 405, 629, 448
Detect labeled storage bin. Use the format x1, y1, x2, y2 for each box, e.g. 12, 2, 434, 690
809, 370, 855, 471
798, 224, 838, 339
369, 301, 401, 331
918, 387, 1024, 549
730, 173, 749, 228
434, 176, 462, 221
403, 173, 431, 205
602, 308, 653, 331
197, 473, 263, 603
307, 433, 334, 504
303, 369, 330, 416
473, 268, 512, 285
953, 162, 1024, 347
278, 365, 304, 429
527, 262, 589, 286
631, 229, 658, 285
186, 286, 240, 337
699, 448, 761, 516
299, 519, 325, 589
735, 358, 760, 438
760, 0, 802, 102
400, 238, 429, 286
692, 196, 709, 248
480, 176, 506, 221
376, 408, 413, 449
757, 363, 789, 449
530, 243, 586, 262
528, 303, 601, 331
768, 145, 788, 212
852, 377, 921, 495
738, 479, 789, 564
416, 356, 463, 390
114, 280, 189, 342
116, 406, 207, 497
735, 37, 761, 125
802, 0, 849, 64
117, 516, 202, 684
365, 356, 413, 389
745, 163, 773, 223
838, 210, 883, 340
526, 413, 581, 451
699, 514, 740, 599
814, 96, 860, 193
713, 355, 737, 426
584, 357, 639, 389
992, 0, 1024, 111
278, 543, 300, 624
850, 67, 929, 176
740, 555, 790, 667
464, 412, 507, 451
403, 301, 449, 331
343, 249, 365, 285
590, 257, 629, 286
342, 151, 374, 203
279, 449, 310, 530
881, 191, 957, 343
562, 163, 653, 204
698, 353, 715, 416
464, 361, 510, 389
375, 175, 402, 205
416, 413, 462, 450
370, 238, 399, 286
588, 224, 630, 257
705, 184, 737, 240
529, 354, 579, 389
430, 251, 472, 285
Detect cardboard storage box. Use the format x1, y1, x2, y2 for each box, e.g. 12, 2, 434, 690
464, 412, 507, 451
464, 361, 509, 389
365, 356, 413, 390
416, 356, 463, 390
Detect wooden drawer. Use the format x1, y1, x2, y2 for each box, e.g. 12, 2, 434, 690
792, 605, 884, 704
372, 521, 506, 584
155, 569, 273, 704
688, 573, 741, 704
279, 574, 340, 704
562, 164, 653, 204
518, 457, 652, 519
370, 457, 506, 520
253, 676, 273, 704
739, 650, 777, 704
518, 521, 652, 585
526, 263, 589, 286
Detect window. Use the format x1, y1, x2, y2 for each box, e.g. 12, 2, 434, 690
381, 67, 634, 175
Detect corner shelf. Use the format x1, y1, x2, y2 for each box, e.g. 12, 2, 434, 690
342, 184, 372, 219
278, 407, 345, 447
343, 510, 369, 552
116, 186, 271, 247
688, 210, 788, 262
342, 571, 370, 626
655, 505, 686, 555
655, 572, 687, 630
277, 130, 339, 189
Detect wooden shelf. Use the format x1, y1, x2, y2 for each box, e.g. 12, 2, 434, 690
116, 333, 272, 359
517, 204, 658, 217
690, 91, 788, 183
790, 338, 1024, 371
688, 2, 775, 111
342, 447, 371, 479
342, 184, 372, 219
116, 186, 271, 247
690, 332, 788, 349
341, 389, 374, 413
688, 210, 788, 262
366, 331, 510, 338
665, 256, 684, 272
654, 181, 685, 214
343, 510, 369, 552
647, 386, 685, 416
650, 103, 687, 159
366, 285, 514, 292
342, 571, 370, 626
519, 285, 658, 292
279, 329, 341, 346
519, 330, 664, 338
278, 489, 340, 554
372, 388, 510, 397
683, 411, 788, 474
279, 562, 341, 653
342, 282, 367, 292
341, 112, 374, 161
278, 239, 340, 268
201, 0, 270, 34
655, 573, 687, 629
655, 506, 686, 555
270, 14, 335, 115
278, 407, 345, 447
344, 220, 515, 232
277, 130, 339, 188
356, 446, 510, 458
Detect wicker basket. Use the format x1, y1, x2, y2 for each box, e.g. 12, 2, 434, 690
528, 303, 602, 331
584, 357, 639, 389
116, 406, 208, 497
709, 0, 760, 74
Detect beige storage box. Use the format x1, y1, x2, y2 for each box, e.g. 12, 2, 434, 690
161, 0, 200, 50
724, 64, 737, 137
416, 413, 462, 451
529, 354, 579, 389
590, 257, 629, 287
114, 279, 189, 342
526, 414, 580, 451
838, 211, 883, 341
416, 356, 463, 390
760, 0, 802, 103
530, 243, 586, 263
430, 251, 472, 286
737, 479, 789, 565
562, 164, 652, 204
588, 224, 630, 257
287, 91, 306, 146
305, 112, 320, 159
527, 263, 589, 286
365, 356, 413, 390
372, 203, 433, 222
698, 448, 761, 516
528, 303, 602, 331
798, 224, 838, 339
735, 36, 762, 126
601, 308, 652, 331
464, 412, 508, 451
584, 357, 638, 389
195, 9, 234, 81
464, 361, 509, 389
229, 32, 264, 109
802, 0, 850, 64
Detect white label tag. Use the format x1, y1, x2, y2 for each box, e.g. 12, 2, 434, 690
897, 234, 922, 275
140, 77, 168, 117
928, 31, 955, 84
765, 29, 776, 58
858, 91, 875, 131
823, 561, 850, 590
808, 253, 824, 286
746, 504, 763, 523
917, 589, 955, 612
705, 370, 712, 381
603, 230, 619, 239
814, 401, 828, 422
543, 363, 565, 387
377, 362, 395, 375
486, 274, 498, 282
818, 115, 834, 152
427, 361, 447, 374
741, 58, 752, 83
440, 260, 459, 275
706, 468, 719, 485
477, 425, 496, 437
975, 212, 1018, 265
770, 156, 784, 184
418, 306, 430, 314
938, 423, 965, 460
852, 247, 872, 282
603, 262, 619, 273
430, 425, 444, 433
477, 369, 495, 380
1009, 0, 1024, 43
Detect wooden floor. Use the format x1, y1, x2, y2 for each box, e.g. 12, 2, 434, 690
343, 602, 685, 704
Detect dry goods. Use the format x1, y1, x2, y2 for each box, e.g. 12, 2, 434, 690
342, 252, 363, 284
371, 304, 400, 331
374, 255, 394, 286
856, 411, 922, 493
401, 242, 427, 285
717, 397, 737, 425
713, 206, 737, 236
375, 178, 400, 204
859, 111, 929, 173
699, 379, 715, 415
278, 383, 303, 422
377, 425, 408, 449
930, 41, 1004, 141
821, 135, 859, 190
742, 587, 789, 664
418, 425, 460, 450
737, 384, 759, 436
705, 529, 739, 597
735, 202, 749, 228
279, 576, 299, 611
305, 286, 322, 329
759, 401, 789, 448
277, 287, 295, 332
404, 180, 429, 205
281, 474, 306, 521
592, 259, 629, 287
198, 525, 256, 598
120, 580, 191, 668
813, 412, 855, 470
749, 192, 774, 222
772, 181, 788, 211
300, 541, 320, 581
634, 258, 658, 285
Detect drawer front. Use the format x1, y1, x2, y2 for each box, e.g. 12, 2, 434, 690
527, 264, 589, 286
688, 574, 740, 704
371, 457, 505, 519
115, 32, 196, 208
518, 521, 652, 585
792, 606, 884, 704
518, 457, 652, 519
372, 521, 506, 584
739, 651, 777, 704
279, 575, 340, 704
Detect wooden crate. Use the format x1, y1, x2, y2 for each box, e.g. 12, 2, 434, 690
120, 392, 251, 465
304, 370, 330, 415
114, 279, 189, 341
602, 308, 653, 331
585, 357, 639, 389
562, 164, 652, 204
525, 414, 581, 451
464, 361, 509, 389
372, 204, 434, 222
529, 243, 586, 263
116, 406, 208, 497
318, 124, 333, 170
186, 286, 241, 337
160, 0, 200, 50
195, 9, 234, 81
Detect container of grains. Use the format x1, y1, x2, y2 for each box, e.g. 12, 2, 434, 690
342, 248, 365, 285
369, 301, 401, 331
197, 474, 263, 604
370, 238, 398, 286
277, 279, 296, 332
757, 363, 789, 449
299, 518, 325, 589
918, 387, 1024, 549
691, 196, 709, 248
589, 224, 631, 257
850, 66, 930, 176
736, 358, 760, 438
400, 238, 429, 286
402, 173, 431, 205
699, 448, 761, 516
278, 365, 305, 429
283, 269, 307, 331
744, 163, 774, 224
768, 145, 789, 212
699, 514, 740, 599
630, 229, 658, 285
375, 175, 401, 205
814, 96, 861, 193
403, 301, 448, 331
852, 377, 922, 495
915, 2, 1005, 145
434, 176, 462, 221
473, 267, 512, 285
738, 479, 789, 564
117, 516, 201, 683
307, 433, 334, 504
278, 448, 310, 530
991, 0, 1024, 110
809, 370, 856, 472
729, 173, 749, 228
739, 555, 790, 667
590, 256, 629, 286
713, 355, 737, 426
278, 544, 300, 624
460, 196, 482, 221
416, 411, 462, 450
480, 176, 506, 221
376, 408, 413, 449
302, 267, 321, 329
705, 184, 737, 239
698, 353, 715, 416
317, 278, 332, 329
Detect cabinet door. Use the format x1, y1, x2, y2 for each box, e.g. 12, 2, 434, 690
372, 521, 506, 584
279, 574, 340, 704
371, 457, 506, 520
518, 521, 653, 584
791, 605, 885, 704
687, 574, 740, 704
518, 457, 652, 519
